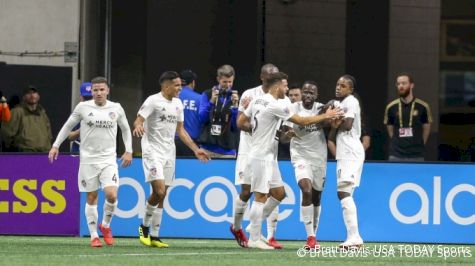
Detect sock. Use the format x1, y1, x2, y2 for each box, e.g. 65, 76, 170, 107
101, 200, 117, 228
142, 203, 157, 227
262, 196, 280, 240
233, 197, 248, 230
301, 204, 314, 237
249, 201, 264, 242
150, 207, 164, 238
266, 206, 278, 240
341, 197, 360, 240
313, 205, 321, 235
85, 203, 98, 239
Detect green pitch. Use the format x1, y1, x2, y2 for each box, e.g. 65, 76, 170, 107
0, 236, 473, 266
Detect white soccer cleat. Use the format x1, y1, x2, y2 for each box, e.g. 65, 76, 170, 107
247, 239, 275, 250
245, 224, 268, 243
338, 237, 364, 249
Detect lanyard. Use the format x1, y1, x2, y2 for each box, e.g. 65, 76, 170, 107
211, 87, 229, 123
398, 99, 416, 128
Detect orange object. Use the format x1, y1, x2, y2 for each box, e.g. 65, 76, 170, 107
0, 104, 11, 122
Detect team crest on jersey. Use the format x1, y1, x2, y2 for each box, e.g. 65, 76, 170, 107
283, 107, 290, 115
150, 167, 157, 177
109, 112, 117, 120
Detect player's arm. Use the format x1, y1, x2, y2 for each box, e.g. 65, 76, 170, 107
336, 117, 354, 131
132, 115, 146, 137
68, 129, 80, 141
176, 122, 210, 163
237, 112, 252, 133
117, 105, 133, 167
49, 107, 82, 163
288, 107, 341, 126
327, 128, 337, 157
422, 123, 430, 145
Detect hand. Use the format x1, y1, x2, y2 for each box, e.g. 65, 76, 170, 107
194, 148, 211, 163
325, 107, 344, 120
331, 117, 344, 129
231, 92, 239, 107
120, 152, 132, 168
284, 129, 301, 140
241, 96, 251, 110
133, 124, 145, 137
209, 88, 219, 104
48, 147, 59, 163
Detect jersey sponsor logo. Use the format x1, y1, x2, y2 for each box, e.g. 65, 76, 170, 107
87, 121, 94, 127
94, 120, 114, 128
159, 114, 178, 124
298, 123, 319, 133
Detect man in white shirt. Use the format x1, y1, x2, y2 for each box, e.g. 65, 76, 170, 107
231, 63, 281, 248
281, 81, 327, 249
133, 71, 210, 248
48, 76, 133, 248
237, 72, 341, 249
329, 75, 365, 248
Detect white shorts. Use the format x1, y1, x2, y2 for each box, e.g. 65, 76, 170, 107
292, 160, 326, 191
336, 159, 364, 188
78, 163, 119, 192
142, 155, 175, 186
248, 158, 284, 194
235, 154, 252, 185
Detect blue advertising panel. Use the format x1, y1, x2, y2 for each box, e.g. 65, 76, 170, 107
80, 159, 475, 244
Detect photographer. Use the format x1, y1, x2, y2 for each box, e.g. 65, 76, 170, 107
198, 65, 239, 158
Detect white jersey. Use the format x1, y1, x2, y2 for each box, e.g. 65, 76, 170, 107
138, 92, 184, 159
237, 85, 265, 156
284, 102, 327, 165
336, 94, 365, 160
52, 100, 133, 164
244, 94, 293, 161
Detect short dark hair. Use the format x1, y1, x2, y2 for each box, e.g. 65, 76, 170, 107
263, 72, 288, 89
289, 82, 301, 90
341, 74, 357, 90
302, 80, 318, 91
91, 76, 109, 86
397, 72, 414, 83
159, 71, 180, 86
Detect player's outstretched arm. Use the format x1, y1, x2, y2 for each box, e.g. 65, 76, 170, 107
289, 107, 342, 126
176, 122, 210, 163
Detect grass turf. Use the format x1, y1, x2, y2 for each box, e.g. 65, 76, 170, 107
0, 236, 473, 266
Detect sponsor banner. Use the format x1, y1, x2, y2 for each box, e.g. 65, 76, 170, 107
80, 159, 475, 244
0, 155, 80, 235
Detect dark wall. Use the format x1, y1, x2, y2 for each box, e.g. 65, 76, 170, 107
346, 0, 389, 160
144, 0, 261, 97
0, 64, 72, 152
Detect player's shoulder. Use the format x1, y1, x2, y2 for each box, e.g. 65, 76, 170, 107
172, 97, 184, 106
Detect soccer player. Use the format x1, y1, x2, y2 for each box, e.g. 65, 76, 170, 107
231, 63, 285, 249
328, 75, 365, 248
133, 71, 210, 248
237, 72, 341, 249
48, 76, 133, 248
280, 81, 327, 249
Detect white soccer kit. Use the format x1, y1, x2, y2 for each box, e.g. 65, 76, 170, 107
284, 102, 327, 191
335, 94, 365, 187
138, 92, 184, 185
52, 100, 133, 192
244, 94, 293, 193
235, 85, 265, 185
